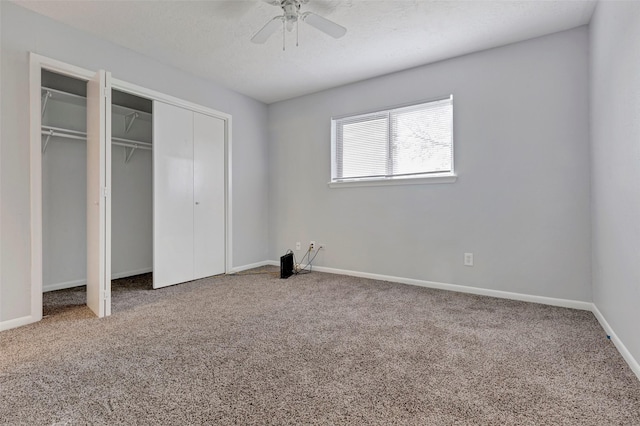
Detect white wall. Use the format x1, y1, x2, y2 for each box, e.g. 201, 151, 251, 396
590, 1, 640, 371
0, 2, 270, 322
268, 27, 591, 302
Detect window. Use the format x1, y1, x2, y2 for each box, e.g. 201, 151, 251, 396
331, 96, 455, 186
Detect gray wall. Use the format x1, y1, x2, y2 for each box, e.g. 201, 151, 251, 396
42, 98, 155, 291
590, 2, 640, 369
0, 2, 270, 322
268, 27, 591, 301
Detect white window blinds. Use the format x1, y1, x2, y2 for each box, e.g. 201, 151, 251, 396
333, 96, 453, 181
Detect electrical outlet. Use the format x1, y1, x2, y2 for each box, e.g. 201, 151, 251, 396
295, 242, 301, 251
310, 241, 316, 251
464, 253, 474, 267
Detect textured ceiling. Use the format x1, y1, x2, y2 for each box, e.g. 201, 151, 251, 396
15, 0, 597, 104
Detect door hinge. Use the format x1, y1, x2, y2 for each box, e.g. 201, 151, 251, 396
101, 187, 109, 198
100, 289, 111, 301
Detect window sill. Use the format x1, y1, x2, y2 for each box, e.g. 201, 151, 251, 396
328, 173, 457, 188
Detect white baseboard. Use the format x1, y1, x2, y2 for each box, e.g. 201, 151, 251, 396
267, 261, 592, 311
270, 260, 640, 380
268, 260, 640, 380
9, 260, 639, 382
228, 260, 274, 274
43, 278, 86, 293
43, 267, 154, 292
591, 304, 640, 381
111, 267, 153, 280
0, 315, 36, 332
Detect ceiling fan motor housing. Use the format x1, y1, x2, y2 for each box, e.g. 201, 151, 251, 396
283, 1, 300, 29
252, 0, 346, 45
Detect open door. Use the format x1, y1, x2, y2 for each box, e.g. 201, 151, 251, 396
193, 112, 225, 279
86, 70, 112, 317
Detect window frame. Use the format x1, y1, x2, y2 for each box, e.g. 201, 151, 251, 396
330, 95, 456, 188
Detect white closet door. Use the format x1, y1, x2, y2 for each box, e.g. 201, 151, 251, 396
153, 101, 194, 289
193, 112, 225, 279
86, 70, 112, 317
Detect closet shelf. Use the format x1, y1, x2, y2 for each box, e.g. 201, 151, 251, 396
41, 87, 152, 119
114, 105, 151, 121
41, 87, 86, 115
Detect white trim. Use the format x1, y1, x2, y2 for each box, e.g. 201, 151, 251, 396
591, 304, 640, 381
30, 53, 94, 81
268, 261, 640, 379
331, 95, 455, 187
329, 173, 457, 188
266, 260, 592, 310
0, 315, 36, 332
110, 78, 232, 121
110, 77, 233, 275
29, 53, 95, 326
26, 53, 233, 330
42, 268, 154, 292
228, 260, 273, 274
224, 115, 233, 272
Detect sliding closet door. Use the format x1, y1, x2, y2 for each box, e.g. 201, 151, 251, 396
86, 70, 112, 317
193, 113, 225, 279
153, 101, 194, 289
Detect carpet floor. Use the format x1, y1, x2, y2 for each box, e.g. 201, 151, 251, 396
1, 268, 639, 425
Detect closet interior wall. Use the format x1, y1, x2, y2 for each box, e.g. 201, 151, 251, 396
41, 70, 153, 292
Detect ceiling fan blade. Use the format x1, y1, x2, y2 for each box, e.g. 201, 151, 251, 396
302, 12, 346, 39
251, 17, 283, 44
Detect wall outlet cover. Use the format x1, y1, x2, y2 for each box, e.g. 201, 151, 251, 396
464, 253, 474, 266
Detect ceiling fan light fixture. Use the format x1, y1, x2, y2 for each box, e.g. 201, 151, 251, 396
286, 19, 295, 32
250, 0, 347, 46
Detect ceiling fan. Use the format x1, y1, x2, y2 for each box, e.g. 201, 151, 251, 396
251, 0, 347, 47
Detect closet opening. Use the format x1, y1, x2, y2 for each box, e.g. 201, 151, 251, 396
40, 69, 154, 317
109, 89, 153, 289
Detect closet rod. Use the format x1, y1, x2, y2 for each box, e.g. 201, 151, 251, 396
114, 141, 152, 150
41, 127, 151, 147
112, 136, 152, 147
42, 125, 86, 136
40, 130, 152, 152
40, 129, 85, 142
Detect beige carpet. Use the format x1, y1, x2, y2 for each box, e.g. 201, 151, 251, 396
1, 268, 639, 425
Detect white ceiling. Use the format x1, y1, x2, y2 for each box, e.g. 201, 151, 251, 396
15, 0, 597, 104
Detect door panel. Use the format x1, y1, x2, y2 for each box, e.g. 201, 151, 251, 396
193, 113, 225, 279
86, 70, 111, 317
153, 101, 194, 289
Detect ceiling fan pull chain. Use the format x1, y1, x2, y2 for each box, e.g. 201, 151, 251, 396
296, 17, 299, 47
282, 18, 286, 51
